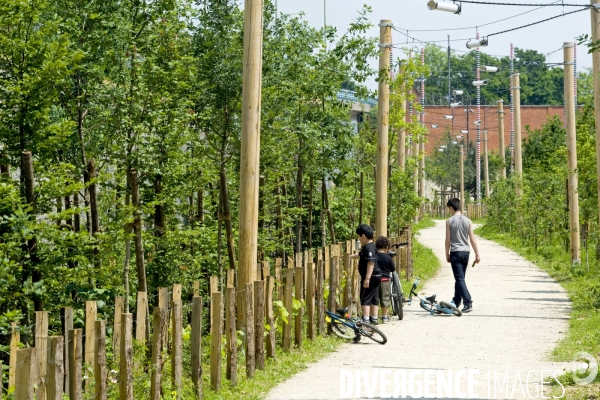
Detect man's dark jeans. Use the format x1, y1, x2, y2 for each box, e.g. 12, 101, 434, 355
450, 251, 472, 307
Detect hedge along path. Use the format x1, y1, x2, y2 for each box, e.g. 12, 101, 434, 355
266, 221, 572, 400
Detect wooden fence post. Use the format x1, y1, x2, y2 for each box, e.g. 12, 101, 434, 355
158, 288, 169, 351
119, 314, 133, 400
14, 348, 38, 400
113, 297, 123, 359
193, 280, 200, 296
254, 281, 265, 370
171, 301, 183, 399
244, 284, 255, 378
46, 337, 64, 400
9, 322, 19, 391
94, 321, 107, 400
61, 308, 73, 395
227, 269, 235, 288
210, 292, 223, 390
316, 260, 324, 335
135, 292, 148, 343
225, 288, 237, 386
34, 311, 48, 400
294, 267, 303, 348
283, 268, 293, 351
68, 329, 82, 400
275, 258, 282, 302
84, 301, 96, 392
209, 276, 219, 331
191, 297, 203, 398
328, 257, 338, 334
343, 254, 351, 309
150, 308, 166, 400
307, 263, 315, 340
265, 276, 276, 359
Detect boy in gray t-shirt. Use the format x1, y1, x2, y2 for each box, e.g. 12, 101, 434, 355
445, 198, 481, 313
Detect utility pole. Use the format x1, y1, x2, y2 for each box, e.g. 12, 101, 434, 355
397, 64, 406, 171
497, 99, 506, 178
419, 48, 426, 199
510, 43, 515, 172
513, 73, 523, 197
484, 130, 490, 198
476, 32, 482, 203
590, 0, 600, 244
565, 42, 581, 265
376, 19, 391, 237
238, 0, 264, 287
460, 145, 465, 213
447, 35, 451, 106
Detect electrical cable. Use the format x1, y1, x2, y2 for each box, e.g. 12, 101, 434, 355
394, 0, 562, 32
486, 7, 588, 37
456, 0, 592, 7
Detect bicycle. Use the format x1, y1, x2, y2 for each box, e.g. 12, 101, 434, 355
387, 243, 408, 320
404, 278, 462, 317
325, 307, 388, 344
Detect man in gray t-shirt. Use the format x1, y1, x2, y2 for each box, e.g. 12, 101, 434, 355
445, 198, 481, 313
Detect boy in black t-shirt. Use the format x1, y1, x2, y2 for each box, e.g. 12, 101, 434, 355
350, 224, 382, 325
375, 236, 396, 323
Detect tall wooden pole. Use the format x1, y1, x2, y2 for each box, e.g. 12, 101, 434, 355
513, 73, 523, 196
397, 66, 406, 171
497, 100, 506, 179
376, 20, 391, 237
565, 42, 581, 265
460, 145, 464, 213
238, 0, 264, 287
590, 1, 600, 242
484, 130, 490, 198
419, 48, 425, 200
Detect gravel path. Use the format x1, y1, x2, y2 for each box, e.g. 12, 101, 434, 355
266, 220, 572, 400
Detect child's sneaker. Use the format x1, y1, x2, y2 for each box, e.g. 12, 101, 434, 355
369, 316, 379, 325
382, 316, 390, 324
362, 316, 369, 324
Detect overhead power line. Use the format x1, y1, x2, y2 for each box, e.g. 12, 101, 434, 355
487, 7, 588, 37
456, 0, 594, 7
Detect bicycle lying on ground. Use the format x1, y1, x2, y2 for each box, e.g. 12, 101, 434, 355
405, 279, 462, 317
325, 307, 388, 344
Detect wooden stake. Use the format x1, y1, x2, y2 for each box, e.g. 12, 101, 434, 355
328, 257, 338, 334
135, 292, 147, 343
119, 314, 133, 400
9, 322, 19, 391
316, 260, 325, 335
150, 308, 166, 400
193, 280, 200, 297
34, 311, 48, 400
47, 336, 64, 400
171, 301, 183, 398
307, 263, 315, 339
220, 169, 237, 271
238, 0, 264, 288
14, 348, 38, 400
158, 288, 169, 350
210, 292, 224, 390
565, 42, 581, 264
294, 267, 303, 348
225, 288, 237, 385
275, 258, 283, 302
254, 280, 265, 370
343, 254, 352, 308
283, 268, 293, 351
265, 276, 276, 358
94, 322, 107, 400
484, 130, 490, 198
227, 268, 236, 288
497, 100, 506, 178
191, 298, 203, 398
513, 73, 523, 196
244, 284, 255, 378
113, 297, 123, 359
68, 329, 82, 400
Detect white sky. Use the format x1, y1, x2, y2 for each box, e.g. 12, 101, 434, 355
275, 0, 592, 90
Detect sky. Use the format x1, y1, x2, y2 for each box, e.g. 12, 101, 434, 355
275, 0, 592, 90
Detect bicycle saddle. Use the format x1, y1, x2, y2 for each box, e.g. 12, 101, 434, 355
336, 307, 349, 316
425, 294, 436, 303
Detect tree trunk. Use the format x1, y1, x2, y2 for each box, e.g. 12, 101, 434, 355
128, 169, 147, 293
323, 179, 336, 244
154, 174, 165, 237
124, 190, 132, 314
0, 153, 9, 177
295, 164, 303, 253
87, 160, 100, 235
197, 169, 204, 224
321, 179, 326, 247
22, 151, 42, 312
276, 179, 284, 259
220, 169, 236, 271
73, 192, 81, 232
307, 176, 313, 250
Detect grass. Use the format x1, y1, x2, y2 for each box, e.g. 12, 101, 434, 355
475, 225, 600, 398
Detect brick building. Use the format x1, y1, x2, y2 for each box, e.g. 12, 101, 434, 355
423, 104, 565, 155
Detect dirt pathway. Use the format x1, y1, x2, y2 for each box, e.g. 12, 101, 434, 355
266, 220, 571, 400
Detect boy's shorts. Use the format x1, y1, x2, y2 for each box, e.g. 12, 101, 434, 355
380, 279, 391, 307
360, 275, 381, 306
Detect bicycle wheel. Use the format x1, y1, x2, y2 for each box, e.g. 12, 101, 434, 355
439, 301, 462, 317
420, 300, 435, 313
391, 272, 404, 320
357, 321, 387, 345
330, 319, 357, 340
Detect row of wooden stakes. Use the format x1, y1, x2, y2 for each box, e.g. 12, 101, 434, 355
4, 232, 413, 400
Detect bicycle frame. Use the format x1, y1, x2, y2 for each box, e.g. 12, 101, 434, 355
324, 308, 359, 332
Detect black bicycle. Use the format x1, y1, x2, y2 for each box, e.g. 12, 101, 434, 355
388, 243, 408, 320
325, 307, 387, 344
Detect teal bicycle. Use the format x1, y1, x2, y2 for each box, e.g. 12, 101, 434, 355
325, 307, 387, 344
